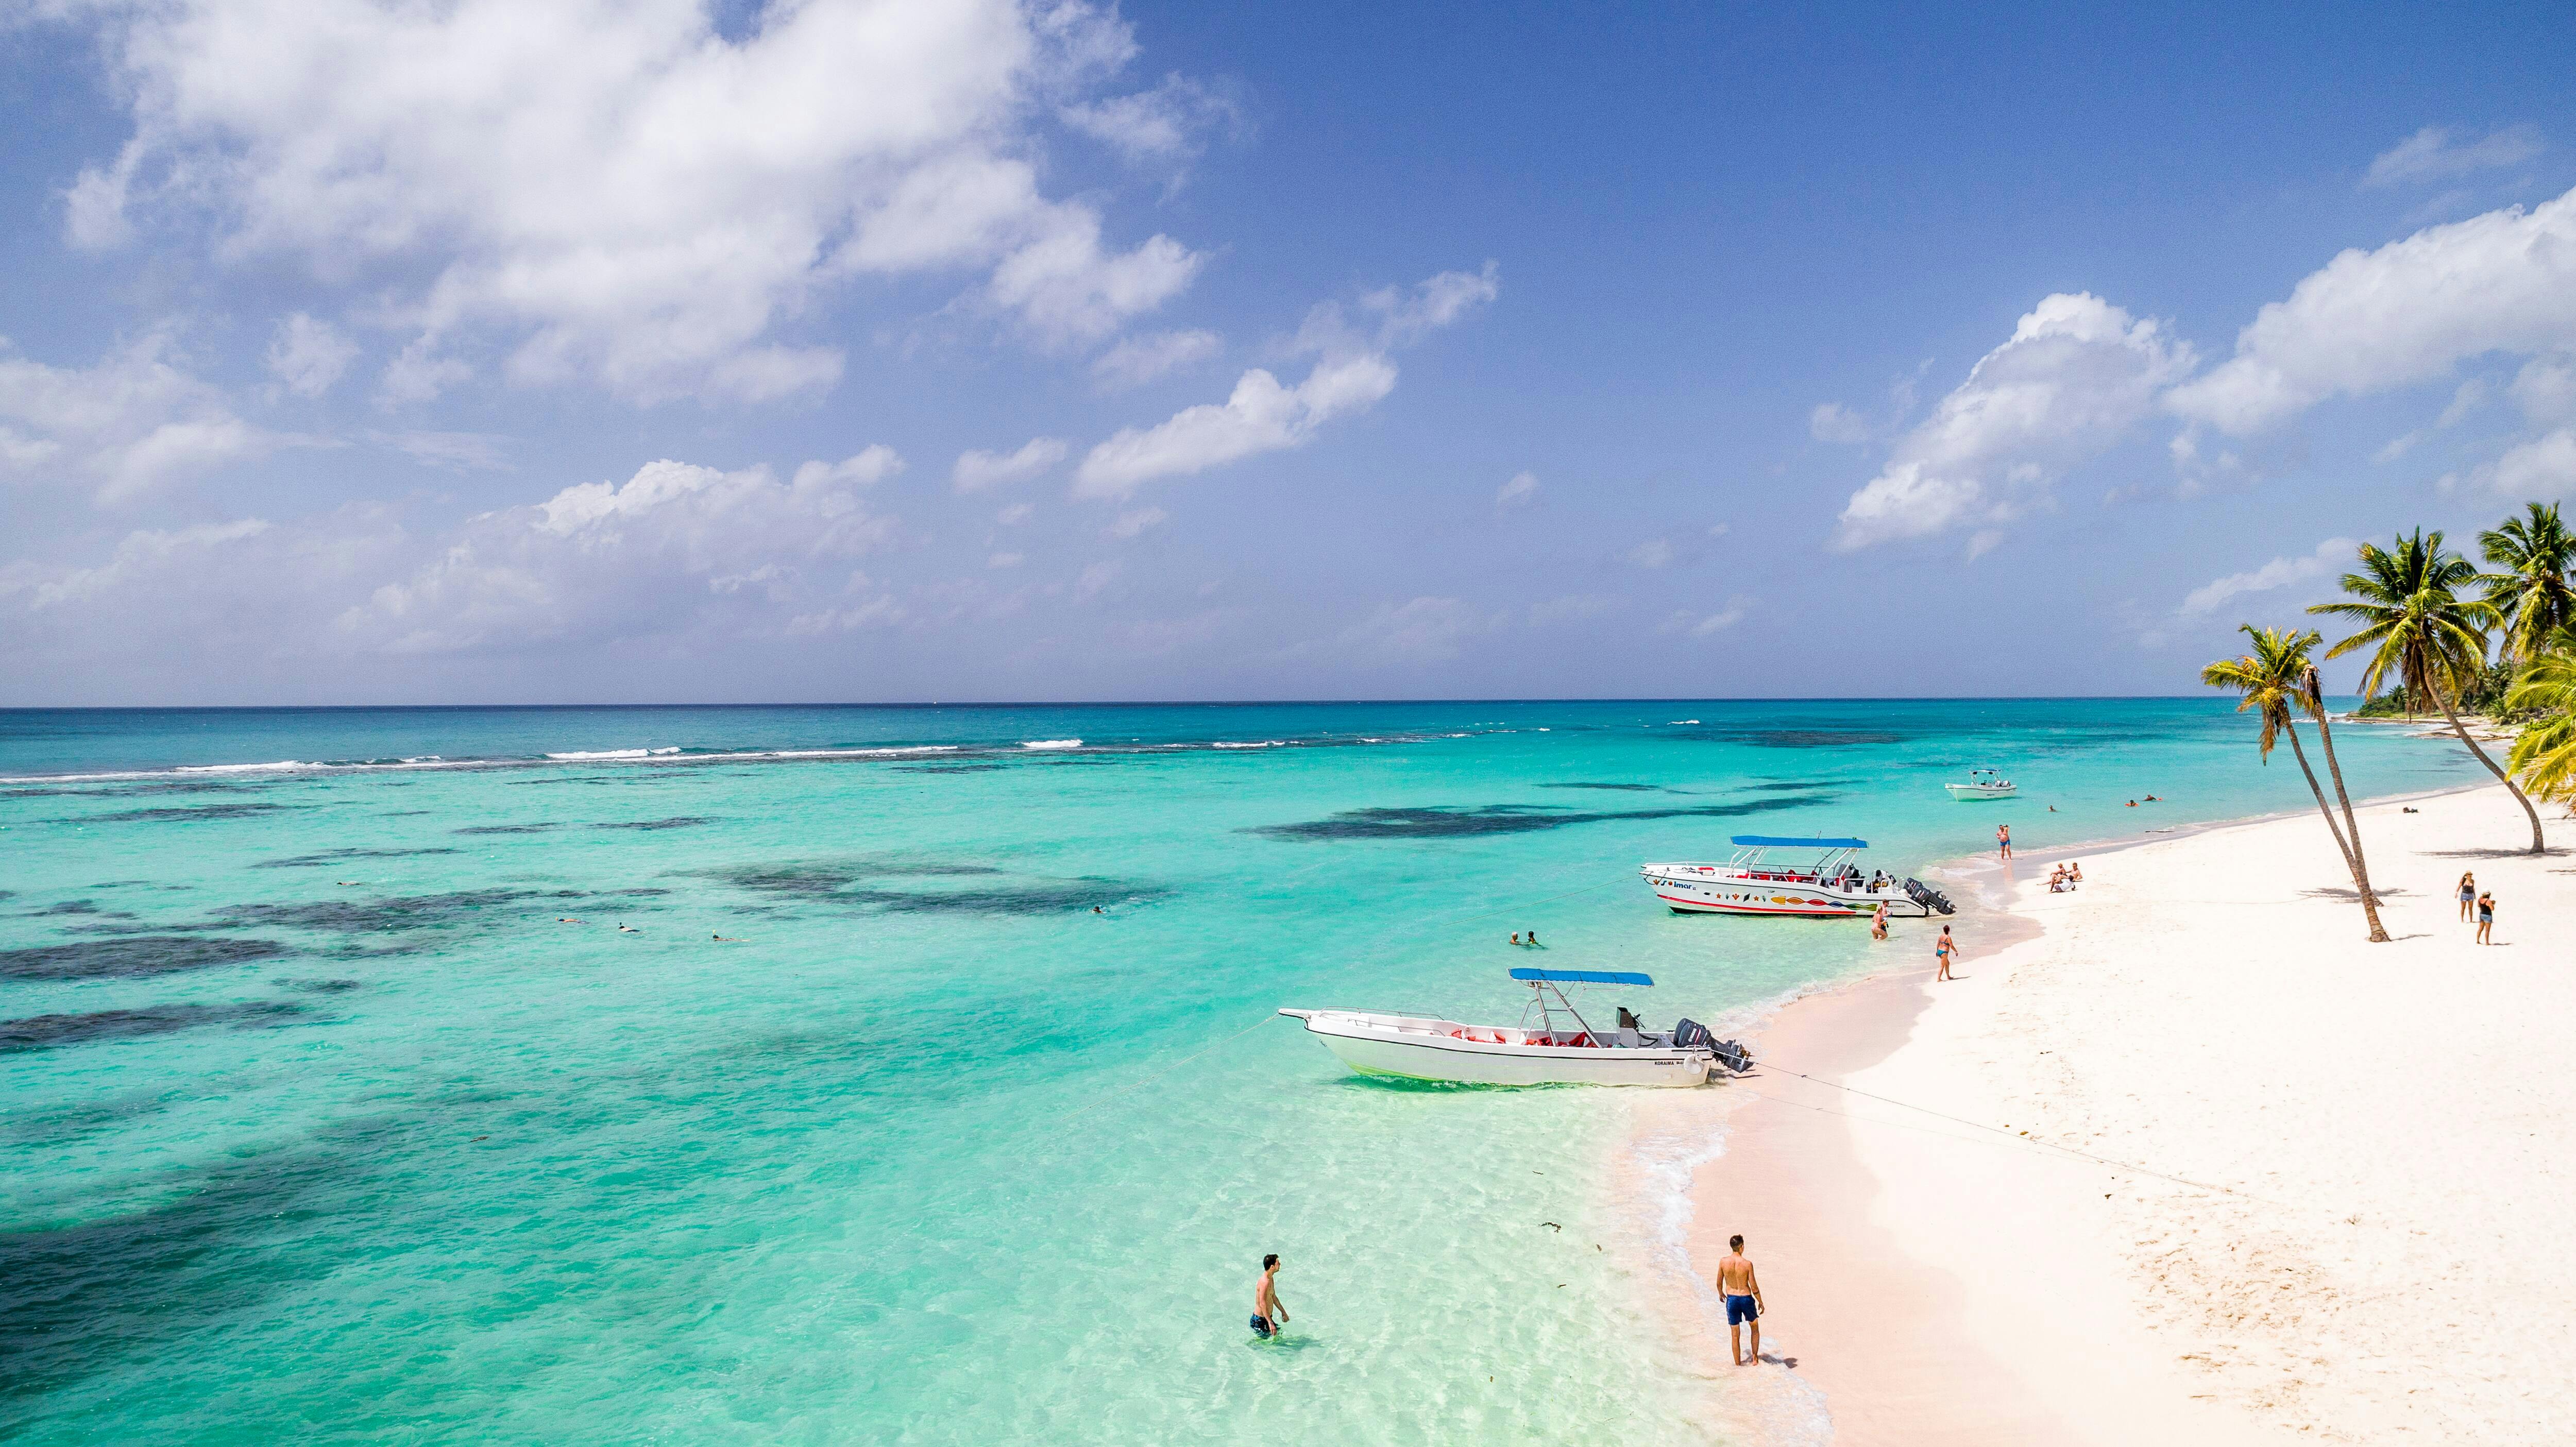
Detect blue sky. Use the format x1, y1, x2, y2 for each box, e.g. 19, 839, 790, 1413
3, 1, 2573, 705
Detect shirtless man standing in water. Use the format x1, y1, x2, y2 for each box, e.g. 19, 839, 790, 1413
1250, 1253, 1287, 1339
1718, 1235, 1765, 1365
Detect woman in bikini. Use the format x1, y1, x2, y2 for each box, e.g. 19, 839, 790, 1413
1934, 925, 1958, 981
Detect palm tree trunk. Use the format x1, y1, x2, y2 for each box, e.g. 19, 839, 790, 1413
2433, 683, 2547, 853
2285, 722, 2390, 941
2308, 705, 2380, 907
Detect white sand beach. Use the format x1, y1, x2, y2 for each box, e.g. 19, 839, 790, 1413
1659, 782, 2575, 1444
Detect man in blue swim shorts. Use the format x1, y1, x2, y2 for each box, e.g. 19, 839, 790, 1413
1717, 1234, 1765, 1365
1250, 1252, 1287, 1339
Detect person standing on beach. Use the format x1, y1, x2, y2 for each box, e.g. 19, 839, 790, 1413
1870, 901, 1889, 941
2476, 891, 2495, 945
1935, 925, 1958, 981
1997, 823, 2011, 860
1718, 1235, 1765, 1366
2458, 872, 2477, 922
1250, 1253, 1287, 1339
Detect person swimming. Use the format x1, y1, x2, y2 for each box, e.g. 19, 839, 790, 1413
1510, 932, 1522, 946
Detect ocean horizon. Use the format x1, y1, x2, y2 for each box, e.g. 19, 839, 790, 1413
4, 700, 2471, 1443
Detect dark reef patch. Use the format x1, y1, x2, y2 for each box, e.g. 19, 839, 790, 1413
1247, 794, 1840, 842
252, 847, 464, 870
29, 899, 106, 916
1534, 782, 1662, 792
1, 1001, 306, 1054
214, 888, 577, 935
1664, 728, 1903, 748
705, 860, 1004, 897
454, 822, 563, 835
836, 880, 1172, 915
77, 802, 307, 824
701, 858, 1148, 915
0, 935, 290, 981
274, 977, 364, 993
6, 779, 243, 801
893, 763, 1007, 773
591, 816, 718, 831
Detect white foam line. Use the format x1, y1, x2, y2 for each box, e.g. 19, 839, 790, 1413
1020, 739, 1083, 750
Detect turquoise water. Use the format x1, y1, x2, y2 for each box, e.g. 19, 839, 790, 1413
0, 702, 2469, 1443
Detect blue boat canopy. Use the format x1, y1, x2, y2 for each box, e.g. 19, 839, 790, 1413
1731, 834, 1868, 849
1510, 967, 1654, 986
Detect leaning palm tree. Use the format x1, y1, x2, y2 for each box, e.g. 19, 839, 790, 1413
2504, 626, 2576, 807
2203, 625, 2388, 941
2479, 501, 2576, 667
2310, 530, 2545, 854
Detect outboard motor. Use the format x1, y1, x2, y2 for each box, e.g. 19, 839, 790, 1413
1711, 1039, 1754, 1075
1904, 878, 1956, 915
1672, 1018, 1713, 1050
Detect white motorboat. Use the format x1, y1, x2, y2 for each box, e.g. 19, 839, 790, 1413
1641, 835, 1952, 918
1944, 768, 2017, 800
1279, 968, 1743, 1087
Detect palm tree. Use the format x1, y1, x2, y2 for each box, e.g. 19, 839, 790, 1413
2310, 530, 2546, 854
2505, 625, 2576, 807
2479, 502, 2576, 667
2202, 625, 2389, 941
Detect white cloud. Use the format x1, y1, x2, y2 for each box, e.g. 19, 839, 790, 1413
1072, 265, 1495, 499
58, 0, 1201, 402
1833, 293, 2193, 549
1091, 329, 1222, 390
2165, 187, 2576, 436
379, 431, 512, 472
2512, 352, 2576, 426
1061, 73, 1238, 164
983, 214, 1201, 351
1660, 599, 1748, 637
2178, 537, 2358, 617
1527, 593, 1615, 624
1809, 401, 1871, 444
1628, 538, 1675, 569
1361, 262, 1501, 347
1073, 353, 1396, 499
351, 456, 895, 652
2482, 429, 2576, 499
2364, 124, 2544, 188
1495, 470, 1539, 508
997, 502, 1035, 525
792, 446, 906, 492
0, 334, 270, 502
1335, 596, 1484, 663
987, 551, 1024, 569
266, 313, 356, 398
1073, 559, 1123, 601
952, 437, 1068, 492
1106, 506, 1167, 538
1, 519, 272, 609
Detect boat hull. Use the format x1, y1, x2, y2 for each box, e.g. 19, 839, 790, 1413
1282, 1010, 1714, 1086
1944, 784, 2016, 799
1639, 864, 1929, 917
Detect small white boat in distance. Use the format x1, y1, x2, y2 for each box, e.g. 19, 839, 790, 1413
1279, 968, 1742, 1086
1642, 835, 1953, 918
1945, 768, 2017, 800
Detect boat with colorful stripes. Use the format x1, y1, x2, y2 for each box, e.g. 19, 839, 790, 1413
1641, 835, 1952, 918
